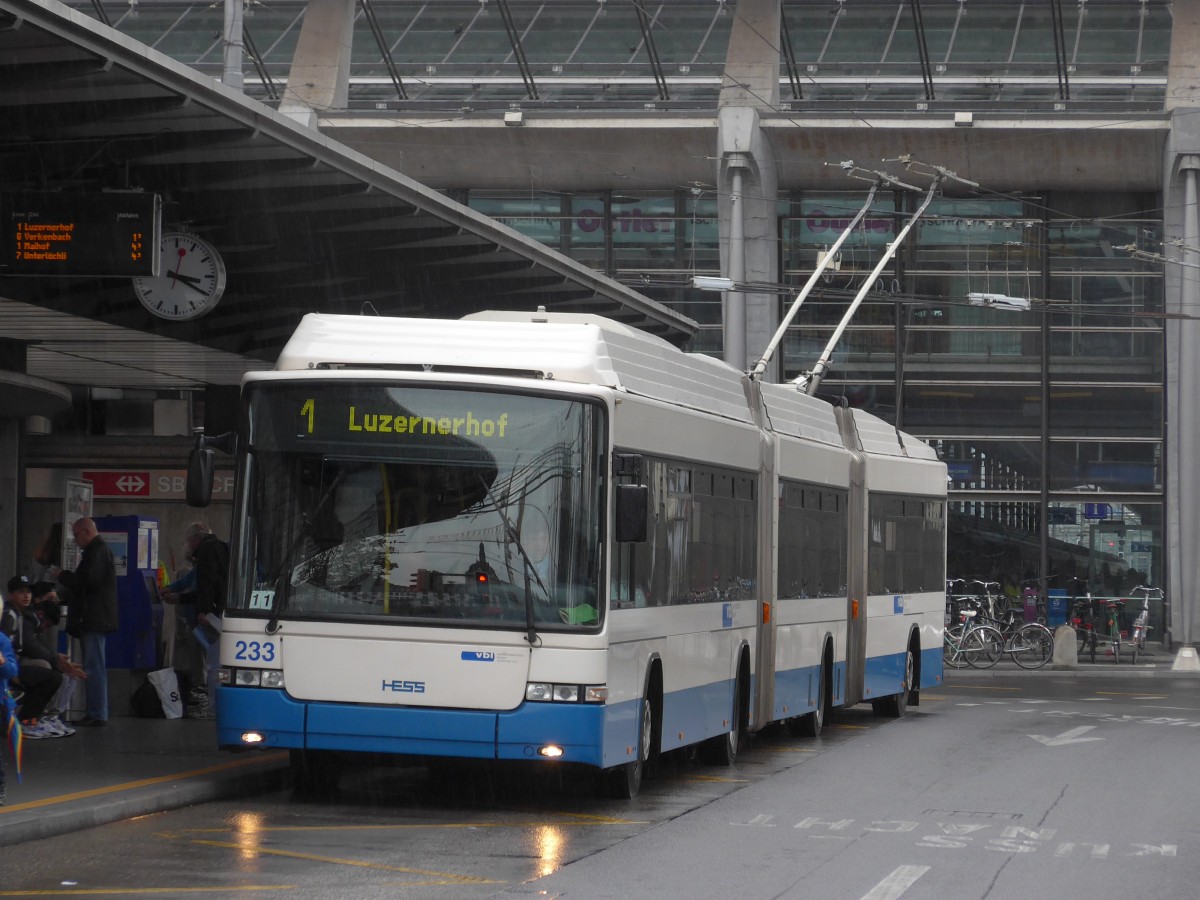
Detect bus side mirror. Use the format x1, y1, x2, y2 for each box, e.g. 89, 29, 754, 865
187, 446, 215, 508
615, 485, 648, 543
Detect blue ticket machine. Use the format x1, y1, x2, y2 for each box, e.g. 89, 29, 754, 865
94, 515, 160, 669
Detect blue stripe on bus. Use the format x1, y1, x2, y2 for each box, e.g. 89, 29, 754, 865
862, 645, 944, 700
218, 678, 761, 771
216, 686, 610, 767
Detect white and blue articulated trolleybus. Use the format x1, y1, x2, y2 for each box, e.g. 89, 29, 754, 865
190, 310, 946, 797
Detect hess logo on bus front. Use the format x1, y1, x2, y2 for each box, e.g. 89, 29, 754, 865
381, 679, 426, 693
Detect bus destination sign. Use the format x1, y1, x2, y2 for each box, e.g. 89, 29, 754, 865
2, 191, 161, 277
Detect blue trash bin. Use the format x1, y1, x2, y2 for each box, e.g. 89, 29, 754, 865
1046, 589, 1068, 627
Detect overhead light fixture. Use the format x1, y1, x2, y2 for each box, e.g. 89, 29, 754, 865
693, 275, 735, 291
504, 110, 524, 126
968, 292, 1031, 311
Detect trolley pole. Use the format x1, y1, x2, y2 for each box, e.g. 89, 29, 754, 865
749, 169, 883, 381
797, 175, 943, 396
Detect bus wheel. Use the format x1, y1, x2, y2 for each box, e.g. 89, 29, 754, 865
290, 749, 341, 796
699, 672, 742, 766
789, 662, 826, 738
604, 695, 651, 799
873, 647, 913, 719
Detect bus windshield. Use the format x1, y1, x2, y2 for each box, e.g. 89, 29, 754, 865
230, 382, 606, 631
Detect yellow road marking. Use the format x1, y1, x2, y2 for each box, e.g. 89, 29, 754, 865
763, 747, 817, 753
0, 754, 288, 815
686, 775, 748, 783
191, 839, 503, 884
0, 887, 295, 896
1096, 691, 1166, 699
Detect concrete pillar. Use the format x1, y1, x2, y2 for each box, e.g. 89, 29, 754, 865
221, 0, 245, 91
278, 0, 357, 128
717, 0, 781, 379
1163, 0, 1200, 648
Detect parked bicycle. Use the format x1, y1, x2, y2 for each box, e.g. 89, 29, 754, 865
944, 599, 1002, 669
1125, 585, 1162, 665
986, 607, 1055, 669
1068, 578, 1130, 664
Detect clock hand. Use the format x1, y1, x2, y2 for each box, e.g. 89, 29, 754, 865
170, 273, 213, 298
168, 246, 187, 285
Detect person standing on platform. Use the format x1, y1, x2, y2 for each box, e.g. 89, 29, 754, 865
162, 522, 228, 716
52, 518, 117, 727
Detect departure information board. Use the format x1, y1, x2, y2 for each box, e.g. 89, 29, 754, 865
2, 191, 160, 277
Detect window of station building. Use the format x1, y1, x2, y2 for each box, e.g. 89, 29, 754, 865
468, 193, 568, 253
901, 305, 1043, 383
947, 500, 1041, 581
622, 456, 757, 609
609, 193, 685, 272
902, 383, 1042, 435
1041, 498, 1163, 594
868, 492, 945, 596
936, 439, 1044, 493
1047, 440, 1161, 494
781, 327, 897, 386
1046, 385, 1163, 439
783, 194, 900, 315
1047, 322, 1164, 373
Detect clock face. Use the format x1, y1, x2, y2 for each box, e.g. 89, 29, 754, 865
133, 231, 227, 321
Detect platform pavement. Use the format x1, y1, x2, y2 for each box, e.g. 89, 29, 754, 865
0, 715, 289, 847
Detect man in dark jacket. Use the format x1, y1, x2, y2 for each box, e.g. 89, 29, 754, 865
1, 576, 86, 738
53, 518, 117, 726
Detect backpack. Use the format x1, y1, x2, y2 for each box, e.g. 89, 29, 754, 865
131, 678, 165, 718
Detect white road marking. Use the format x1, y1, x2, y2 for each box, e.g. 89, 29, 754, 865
1030, 725, 1104, 746
861, 865, 931, 900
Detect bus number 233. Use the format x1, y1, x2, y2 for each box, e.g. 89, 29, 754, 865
235, 640, 277, 662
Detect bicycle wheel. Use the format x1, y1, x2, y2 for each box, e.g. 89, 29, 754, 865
1011, 623, 1054, 669
944, 624, 968, 668
963, 625, 1003, 669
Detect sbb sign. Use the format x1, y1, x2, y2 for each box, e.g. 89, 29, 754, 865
82, 470, 234, 501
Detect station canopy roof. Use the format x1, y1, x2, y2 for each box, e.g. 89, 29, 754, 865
59, 0, 1171, 113
0, 0, 698, 402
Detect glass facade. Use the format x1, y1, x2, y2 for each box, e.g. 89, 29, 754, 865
72, 1, 1171, 111
463, 184, 1165, 597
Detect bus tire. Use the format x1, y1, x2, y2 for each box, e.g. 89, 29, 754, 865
700, 662, 745, 766
603, 694, 652, 799
290, 749, 341, 796
873, 646, 913, 719
789, 658, 827, 738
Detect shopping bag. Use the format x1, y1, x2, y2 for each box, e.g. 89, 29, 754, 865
146, 668, 183, 719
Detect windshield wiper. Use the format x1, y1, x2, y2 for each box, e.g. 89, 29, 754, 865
477, 475, 547, 646
264, 466, 348, 633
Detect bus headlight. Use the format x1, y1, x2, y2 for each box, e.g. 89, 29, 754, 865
228, 668, 285, 689
525, 682, 606, 703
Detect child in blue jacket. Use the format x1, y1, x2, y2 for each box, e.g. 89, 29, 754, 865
0, 605, 17, 806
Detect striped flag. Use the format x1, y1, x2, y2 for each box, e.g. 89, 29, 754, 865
3, 690, 21, 783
